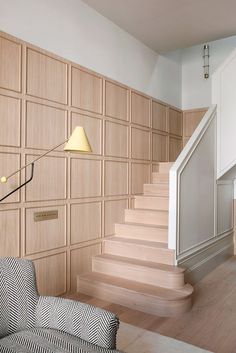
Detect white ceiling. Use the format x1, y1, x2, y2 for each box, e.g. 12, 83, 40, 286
82, 0, 236, 53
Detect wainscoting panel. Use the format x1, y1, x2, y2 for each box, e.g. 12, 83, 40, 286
0, 31, 183, 295
183, 108, 207, 146
152, 101, 168, 132
0, 94, 21, 147
26, 101, 67, 150
25, 205, 67, 255
70, 201, 102, 244
26, 48, 68, 104
169, 136, 182, 162
105, 80, 129, 121
0, 36, 21, 92
0, 209, 20, 257
131, 91, 150, 127
71, 66, 102, 114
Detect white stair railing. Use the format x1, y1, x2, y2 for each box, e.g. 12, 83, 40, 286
169, 105, 218, 263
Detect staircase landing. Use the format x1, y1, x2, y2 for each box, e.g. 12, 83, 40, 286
77, 162, 194, 317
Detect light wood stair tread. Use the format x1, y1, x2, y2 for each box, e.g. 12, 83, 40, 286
94, 254, 185, 273
116, 222, 168, 230
105, 236, 169, 249
78, 272, 193, 300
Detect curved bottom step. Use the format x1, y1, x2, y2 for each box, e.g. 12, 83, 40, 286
77, 272, 193, 317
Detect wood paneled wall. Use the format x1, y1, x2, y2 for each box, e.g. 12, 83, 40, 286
183, 108, 208, 146
0, 31, 183, 295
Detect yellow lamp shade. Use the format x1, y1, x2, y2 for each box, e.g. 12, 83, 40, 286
64, 126, 92, 153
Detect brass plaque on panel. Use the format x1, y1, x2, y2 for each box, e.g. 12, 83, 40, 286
34, 210, 58, 222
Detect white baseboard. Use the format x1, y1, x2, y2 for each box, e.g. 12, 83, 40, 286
178, 232, 234, 284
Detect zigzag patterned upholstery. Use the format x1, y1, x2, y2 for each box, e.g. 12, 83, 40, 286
0, 258, 123, 353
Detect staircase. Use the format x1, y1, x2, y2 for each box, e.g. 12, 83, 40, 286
77, 162, 194, 317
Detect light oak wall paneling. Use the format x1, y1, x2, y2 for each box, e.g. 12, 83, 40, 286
0, 152, 21, 203
26, 48, 68, 104
71, 111, 102, 155
71, 66, 102, 114
131, 127, 150, 161
183, 108, 207, 146
25, 101, 67, 150
33, 252, 67, 296
0, 36, 21, 92
70, 243, 101, 292
0, 94, 21, 147
105, 120, 129, 158
25, 205, 67, 256
25, 154, 67, 202
152, 100, 168, 132
70, 201, 102, 245
105, 80, 129, 121
131, 162, 150, 195
0, 208, 20, 257
104, 198, 128, 236
70, 158, 102, 199
104, 160, 128, 196
169, 136, 183, 162
169, 108, 183, 137
152, 131, 168, 162
131, 91, 151, 127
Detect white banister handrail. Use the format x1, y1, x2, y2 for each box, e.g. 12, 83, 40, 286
168, 104, 217, 259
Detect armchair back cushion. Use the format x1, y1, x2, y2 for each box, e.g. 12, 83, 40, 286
0, 257, 39, 338
36, 296, 119, 349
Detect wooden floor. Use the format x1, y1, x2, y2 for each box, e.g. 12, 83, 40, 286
66, 256, 236, 353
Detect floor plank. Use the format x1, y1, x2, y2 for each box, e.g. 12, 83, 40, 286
66, 256, 236, 353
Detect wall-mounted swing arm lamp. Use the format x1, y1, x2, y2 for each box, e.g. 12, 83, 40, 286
0, 126, 92, 202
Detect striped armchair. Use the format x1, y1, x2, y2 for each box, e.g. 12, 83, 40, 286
0, 257, 123, 353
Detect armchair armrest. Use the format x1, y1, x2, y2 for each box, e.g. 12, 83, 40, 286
35, 296, 119, 350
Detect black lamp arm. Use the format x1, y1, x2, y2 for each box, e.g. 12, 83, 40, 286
0, 163, 35, 202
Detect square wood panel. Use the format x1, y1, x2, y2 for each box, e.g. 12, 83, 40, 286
0, 36, 21, 92
104, 199, 128, 236
131, 162, 150, 194
0, 94, 21, 147
0, 209, 20, 257
169, 108, 182, 136
105, 81, 129, 121
71, 112, 102, 155
71, 67, 102, 114
169, 137, 182, 161
131, 92, 150, 127
25, 155, 67, 201
131, 127, 150, 160
33, 252, 67, 296
105, 121, 128, 158
71, 202, 102, 245
70, 158, 102, 198
152, 132, 168, 162
152, 101, 168, 132
26, 101, 67, 150
25, 205, 66, 255
0, 152, 20, 203
70, 243, 101, 292
105, 161, 128, 196
183, 110, 206, 137
26, 48, 67, 104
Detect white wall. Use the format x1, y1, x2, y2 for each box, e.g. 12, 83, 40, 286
181, 36, 236, 110
0, 0, 182, 108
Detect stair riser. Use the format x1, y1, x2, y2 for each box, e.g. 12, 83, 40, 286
115, 223, 168, 243
135, 196, 169, 210
125, 209, 168, 226
152, 174, 169, 183
77, 277, 192, 317
144, 184, 169, 196
103, 240, 174, 265
92, 258, 185, 289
